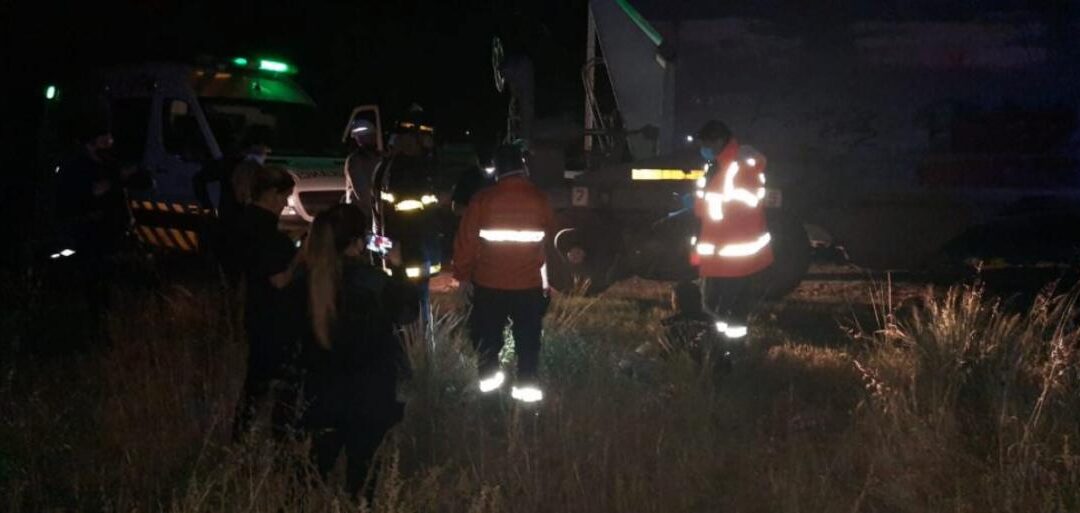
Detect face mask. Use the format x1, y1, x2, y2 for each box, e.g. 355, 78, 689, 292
699, 146, 715, 162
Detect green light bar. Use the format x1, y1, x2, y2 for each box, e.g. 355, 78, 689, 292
259, 59, 293, 73
45, 85, 58, 100
232, 57, 249, 67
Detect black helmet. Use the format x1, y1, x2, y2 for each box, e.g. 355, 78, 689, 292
493, 144, 525, 176
395, 103, 434, 134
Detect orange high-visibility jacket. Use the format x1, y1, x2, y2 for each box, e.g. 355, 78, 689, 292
691, 139, 774, 278
453, 174, 556, 290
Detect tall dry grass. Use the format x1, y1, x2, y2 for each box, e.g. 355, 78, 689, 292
1, 272, 1079, 512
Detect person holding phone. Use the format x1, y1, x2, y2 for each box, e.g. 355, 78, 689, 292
299, 204, 419, 501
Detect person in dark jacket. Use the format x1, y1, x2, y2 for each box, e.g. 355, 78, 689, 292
232, 165, 303, 441
54, 122, 139, 338
300, 204, 419, 500
193, 129, 271, 279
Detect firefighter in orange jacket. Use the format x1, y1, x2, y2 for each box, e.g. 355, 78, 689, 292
453, 145, 555, 403
691, 120, 773, 341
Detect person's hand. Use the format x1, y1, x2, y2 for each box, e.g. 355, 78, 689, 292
92, 180, 111, 196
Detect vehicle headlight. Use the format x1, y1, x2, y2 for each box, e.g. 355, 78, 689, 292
380, 191, 396, 203
421, 194, 438, 205
395, 199, 424, 211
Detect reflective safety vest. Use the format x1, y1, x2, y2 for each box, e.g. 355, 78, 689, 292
452, 174, 556, 290
691, 139, 774, 278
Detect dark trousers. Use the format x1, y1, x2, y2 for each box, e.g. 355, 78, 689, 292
468, 286, 545, 382
309, 419, 391, 500
701, 276, 757, 327
232, 367, 300, 441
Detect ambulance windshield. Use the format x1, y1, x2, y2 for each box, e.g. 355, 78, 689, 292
201, 99, 339, 158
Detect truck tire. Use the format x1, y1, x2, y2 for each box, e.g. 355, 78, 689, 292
762, 211, 811, 299
546, 227, 615, 295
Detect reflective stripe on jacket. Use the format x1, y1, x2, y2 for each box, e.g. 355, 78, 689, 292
453, 175, 555, 290
691, 139, 774, 277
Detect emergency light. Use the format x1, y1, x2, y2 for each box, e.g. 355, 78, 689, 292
259, 59, 292, 73
230, 56, 298, 75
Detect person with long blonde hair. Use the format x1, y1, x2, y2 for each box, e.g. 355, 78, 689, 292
299, 204, 418, 500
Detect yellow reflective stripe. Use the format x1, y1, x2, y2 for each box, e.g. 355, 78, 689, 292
479, 229, 545, 243
171, 203, 185, 213
156, 202, 170, 212
697, 233, 771, 258
395, 199, 424, 211
631, 168, 705, 181
142, 201, 155, 211
717, 233, 771, 258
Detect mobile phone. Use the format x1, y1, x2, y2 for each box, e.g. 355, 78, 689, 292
366, 234, 393, 254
